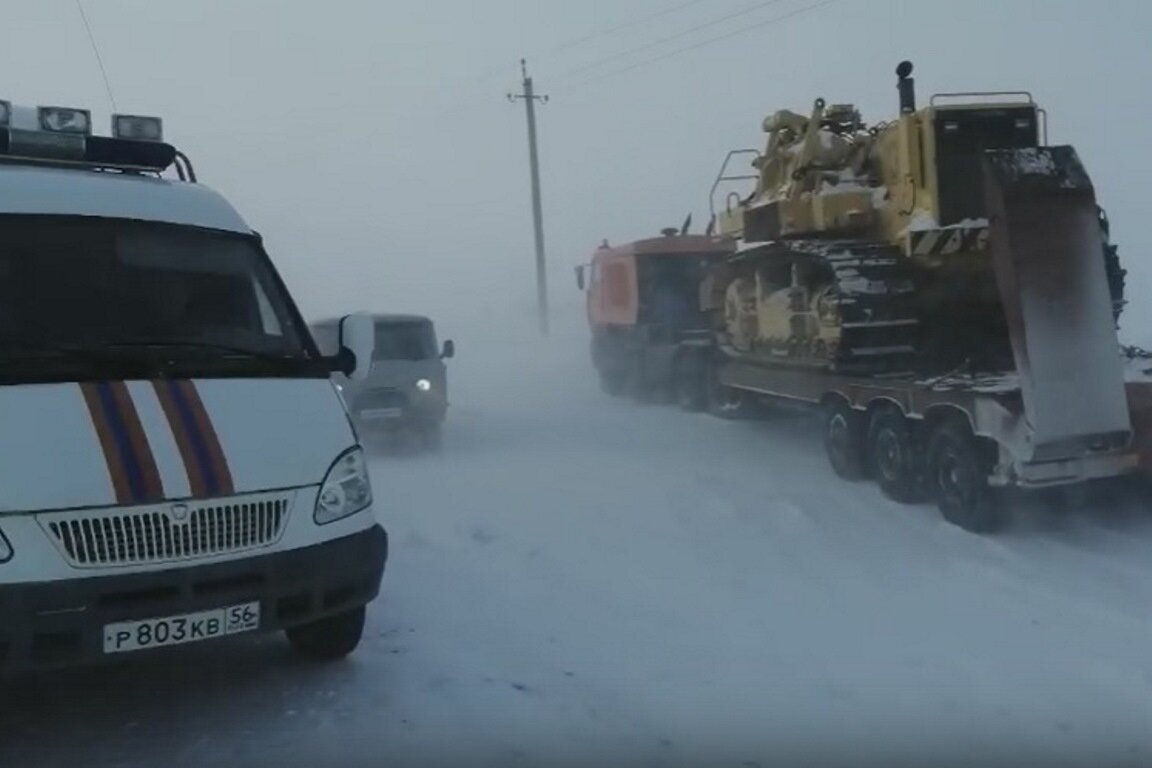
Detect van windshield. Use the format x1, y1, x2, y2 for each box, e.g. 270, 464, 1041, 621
374, 321, 436, 361
0, 215, 324, 381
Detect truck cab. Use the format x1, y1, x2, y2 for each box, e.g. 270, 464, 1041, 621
576, 230, 734, 400
313, 313, 454, 450
0, 101, 387, 672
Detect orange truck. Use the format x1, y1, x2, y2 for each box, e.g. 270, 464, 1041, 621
576, 229, 733, 401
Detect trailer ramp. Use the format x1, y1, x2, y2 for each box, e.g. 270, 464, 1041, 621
983, 146, 1131, 462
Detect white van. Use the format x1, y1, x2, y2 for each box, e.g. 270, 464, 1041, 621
312, 313, 454, 450
0, 102, 386, 672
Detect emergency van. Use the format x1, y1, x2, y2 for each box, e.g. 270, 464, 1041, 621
0, 101, 387, 672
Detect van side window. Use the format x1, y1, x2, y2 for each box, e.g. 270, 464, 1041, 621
310, 322, 340, 356
255, 285, 284, 336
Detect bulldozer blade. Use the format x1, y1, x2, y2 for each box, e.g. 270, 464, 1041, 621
983, 146, 1131, 461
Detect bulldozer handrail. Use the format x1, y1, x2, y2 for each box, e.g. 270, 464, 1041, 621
726, 191, 743, 214
929, 91, 1035, 107
709, 148, 761, 219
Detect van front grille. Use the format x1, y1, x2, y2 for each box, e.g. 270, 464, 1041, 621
356, 388, 408, 410
38, 495, 292, 568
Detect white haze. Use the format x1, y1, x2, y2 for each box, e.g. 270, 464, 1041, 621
5, 0, 1152, 343
5, 2, 1152, 766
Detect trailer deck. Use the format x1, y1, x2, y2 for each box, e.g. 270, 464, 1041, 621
716, 346, 1152, 491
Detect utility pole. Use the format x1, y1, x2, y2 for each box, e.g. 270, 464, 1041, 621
508, 58, 550, 337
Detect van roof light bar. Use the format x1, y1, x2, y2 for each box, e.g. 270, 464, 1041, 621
0, 101, 179, 174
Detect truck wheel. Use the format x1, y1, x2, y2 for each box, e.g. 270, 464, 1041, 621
674, 352, 706, 412
626, 357, 654, 404
926, 421, 1007, 534
286, 605, 366, 661
598, 367, 626, 396
705, 358, 754, 419
867, 408, 927, 503
824, 400, 868, 481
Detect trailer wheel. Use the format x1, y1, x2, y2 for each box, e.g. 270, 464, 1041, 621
674, 351, 706, 412
824, 400, 868, 481
867, 408, 927, 503
926, 421, 1007, 534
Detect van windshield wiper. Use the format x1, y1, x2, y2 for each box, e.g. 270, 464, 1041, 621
98, 339, 307, 362
0, 342, 131, 361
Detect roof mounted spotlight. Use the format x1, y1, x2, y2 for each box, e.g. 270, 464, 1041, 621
112, 114, 163, 142
0, 101, 179, 173
38, 106, 92, 135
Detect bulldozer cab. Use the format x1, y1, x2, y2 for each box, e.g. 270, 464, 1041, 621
884, 93, 1041, 239
928, 98, 1041, 225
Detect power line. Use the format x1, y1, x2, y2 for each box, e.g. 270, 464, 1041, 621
540, 0, 719, 60
570, 0, 840, 88
75, 0, 118, 112
553, 0, 794, 83
459, 0, 721, 92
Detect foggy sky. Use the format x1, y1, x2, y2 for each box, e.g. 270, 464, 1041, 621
7, 0, 1152, 343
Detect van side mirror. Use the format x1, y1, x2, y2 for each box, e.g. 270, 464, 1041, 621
441, 339, 455, 359
334, 312, 375, 382
575, 264, 586, 291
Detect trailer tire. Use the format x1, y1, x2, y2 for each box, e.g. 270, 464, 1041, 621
926, 421, 1007, 534
674, 351, 707, 412
824, 400, 868, 481
867, 408, 928, 503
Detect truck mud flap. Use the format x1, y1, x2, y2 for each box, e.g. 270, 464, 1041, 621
983, 146, 1130, 461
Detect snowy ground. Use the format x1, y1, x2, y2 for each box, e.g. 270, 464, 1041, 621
5, 319, 1152, 768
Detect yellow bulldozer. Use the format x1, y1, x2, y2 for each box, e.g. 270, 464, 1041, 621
706, 60, 1126, 377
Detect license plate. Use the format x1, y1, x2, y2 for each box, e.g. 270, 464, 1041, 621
361, 407, 403, 420
103, 601, 260, 654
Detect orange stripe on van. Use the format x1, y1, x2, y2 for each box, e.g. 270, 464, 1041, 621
80, 381, 165, 505
152, 380, 234, 498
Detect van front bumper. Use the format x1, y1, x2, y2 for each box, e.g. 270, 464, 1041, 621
355, 403, 446, 429
0, 524, 387, 674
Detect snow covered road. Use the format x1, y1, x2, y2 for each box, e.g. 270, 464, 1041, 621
5, 325, 1152, 768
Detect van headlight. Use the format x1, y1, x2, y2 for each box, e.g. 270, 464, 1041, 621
0, 527, 11, 563
416, 378, 432, 392
315, 447, 373, 525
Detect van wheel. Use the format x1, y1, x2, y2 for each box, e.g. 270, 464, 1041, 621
926, 421, 1007, 534
824, 400, 867, 481
419, 423, 443, 452
286, 606, 366, 661
867, 407, 928, 503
